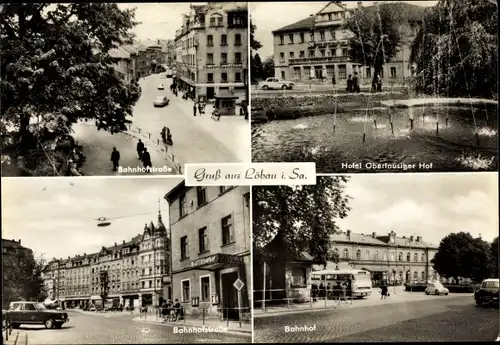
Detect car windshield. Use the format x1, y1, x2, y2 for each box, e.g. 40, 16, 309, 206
155, 97, 164, 102
483, 281, 500, 288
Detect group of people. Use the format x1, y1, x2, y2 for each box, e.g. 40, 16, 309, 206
346, 72, 361, 93
108, 140, 153, 173
160, 299, 184, 322
311, 281, 351, 302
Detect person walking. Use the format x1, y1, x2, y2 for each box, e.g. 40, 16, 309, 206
193, 102, 197, 116
110, 147, 120, 172
353, 71, 360, 93
141, 147, 152, 173
341, 281, 348, 303
381, 283, 388, 299
332, 74, 336, 92
136, 139, 144, 160
346, 74, 353, 92
376, 74, 383, 92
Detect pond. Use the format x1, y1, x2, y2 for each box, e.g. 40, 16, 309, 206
251, 105, 498, 173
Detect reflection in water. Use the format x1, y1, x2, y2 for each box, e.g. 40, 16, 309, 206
252, 106, 498, 172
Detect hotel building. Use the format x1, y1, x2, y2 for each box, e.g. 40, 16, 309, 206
174, 2, 248, 102
164, 183, 251, 320
272, 1, 421, 84
42, 211, 171, 309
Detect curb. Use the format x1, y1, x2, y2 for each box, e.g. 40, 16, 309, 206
131, 317, 252, 337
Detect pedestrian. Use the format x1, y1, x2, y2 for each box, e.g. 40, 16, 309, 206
173, 299, 183, 320
332, 74, 336, 92
136, 139, 144, 160
193, 102, 197, 116
376, 74, 383, 92
381, 283, 388, 299
311, 282, 318, 302
110, 147, 120, 172
341, 281, 347, 303
141, 147, 152, 173
319, 282, 325, 299
198, 102, 203, 115
346, 74, 353, 92
353, 71, 360, 93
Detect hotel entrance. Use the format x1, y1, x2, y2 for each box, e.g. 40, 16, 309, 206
221, 271, 239, 320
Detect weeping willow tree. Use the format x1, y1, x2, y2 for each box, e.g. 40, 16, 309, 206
410, 0, 498, 99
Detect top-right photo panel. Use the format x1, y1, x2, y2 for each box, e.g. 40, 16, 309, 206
250, 0, 498, 173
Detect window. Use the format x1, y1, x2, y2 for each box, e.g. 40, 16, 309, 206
413, 271, 418, 280
221, 72, 227, 82
327, 65, 334, 77
281, 71, 285, 79
421, 271, 425, 281
219, 186, 232, 194
288, 34, 294, 44
333, 248, 339, 256
220, 53, 227, 64
330, 29, 336, 40
398, 252, 403, 261
182, 280, 190, 302
320, 31, 325, 41
338, 65, 346, 79
197, 186, 207, 206
235, 72, 241, 82
201, 276, 210, 301
221, 34, 227, 46
207, 54, 214, 65
309, 33, 314, 42
180, 236, 189, 260
280, 35, 284, 45
343, 248, 349, 259
235, 34, 241, 46
207, 35, 213, 46
24, 304, 36, 311
320, 49, 325, 57
179, 194, 186, 218
342, 48, 348, 57
413, 253, 418, 262
142, 281, 145, 288
421, 253, 425, 262
383, 251, 388, 261
148, 280, 152, 288
279, 52, 285, 62
207, 73, 214, 83
407, 252, 411, 262
293, 67, 301, 79
391, 251, 395, 261
299, 51, 305, 58
198, 227, 209, 253
218, 16, 223, 26
235, 52, 241, 64
366, 67, 371, 78
375, 250, 379, 260
290, 267, 307, 287
221, 215, 234, 245
356, 249, 361, 260
289, 52, 294, 59
300, 32, 305, 43
390, 67, 397, 78
308, 50, 315, 58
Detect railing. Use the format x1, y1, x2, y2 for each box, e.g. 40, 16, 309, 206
153, 306, 251, 328
254, 288, 356, 312
125, 124, 182, 174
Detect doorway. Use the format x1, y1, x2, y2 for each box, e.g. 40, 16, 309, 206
221, 271, 239, 320
315, 66, 323, 79
207, 87, 215, 100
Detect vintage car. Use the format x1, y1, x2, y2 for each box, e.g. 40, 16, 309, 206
157, 83, 164, 90
425, 281, 449, 295
153, 96, 169, 107
475, 278, 499, 307
5, 301, 69, 329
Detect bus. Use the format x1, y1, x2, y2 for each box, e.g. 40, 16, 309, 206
311, 269, 373, 299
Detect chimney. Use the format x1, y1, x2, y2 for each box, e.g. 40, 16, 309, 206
123, 240, 126, 245
403, 236, 406, 239
114, 242, 117, 247
410, 235, 414, 242
357, 1, 362, 8
347, 230, 351, 239
417, 236, 422, 242
18, 239, 21, 244
372, 232, 376, 238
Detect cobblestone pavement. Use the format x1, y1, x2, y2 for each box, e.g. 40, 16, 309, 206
21, 311, 250, 344
254, 295, 499, 342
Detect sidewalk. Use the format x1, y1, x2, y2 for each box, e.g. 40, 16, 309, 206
68, 308, 131, 318
254, 288, 471, 318
2, 329, 28, 345
132, 315, 252, 337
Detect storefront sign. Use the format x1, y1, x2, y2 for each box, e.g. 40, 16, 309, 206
191, 255, 219, 268
190, 254, 244, 269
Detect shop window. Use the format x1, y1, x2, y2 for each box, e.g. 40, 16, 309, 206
290, 267, 307, 287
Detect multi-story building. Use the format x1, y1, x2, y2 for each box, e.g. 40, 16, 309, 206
272, 1, 422, 84
327, 230, 439, 285
109, 45, 138, 83
164, 183, 251, 320
174, 2, 248, 102
42, 211, 171, 309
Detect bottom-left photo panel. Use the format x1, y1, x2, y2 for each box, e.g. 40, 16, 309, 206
1, 178, 252, 344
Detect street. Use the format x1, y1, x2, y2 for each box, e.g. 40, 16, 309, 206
20, 311, 250, 344
254, 295, 499, 342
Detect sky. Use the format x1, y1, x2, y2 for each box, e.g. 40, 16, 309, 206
118, 3, 198, 42
251, 1, 439, 59
2, 178, 183, 260
334, 173, 498, 246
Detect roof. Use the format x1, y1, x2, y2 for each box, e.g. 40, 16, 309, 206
331, 232, 387, 246
272, 16, 315, 34
164, 180, 187, 203
109, 46, 133, 59
331, 231, 438, 249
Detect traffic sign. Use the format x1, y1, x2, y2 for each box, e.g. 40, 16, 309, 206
233, 278, 244, 291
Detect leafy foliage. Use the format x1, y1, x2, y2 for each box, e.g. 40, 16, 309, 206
251, 53, 263, 80
490, 236, 499, 278
250, 20, 262, 51
3, 250, 47, 306
0, 4, 141, 174
261, 56, 275, 79
431, 232, 494, 282
253, 176, 351, 265
410, 0, 497, 99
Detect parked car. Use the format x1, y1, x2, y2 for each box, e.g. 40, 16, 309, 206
89, 306, 97, 312
425, 281, 449, 295
475, 278, 499, 307
157, 84, 164, 90
260, 77, 295, 90
153, 96, 169, 107
166, 69, 173, 78
5, 301, 69, 329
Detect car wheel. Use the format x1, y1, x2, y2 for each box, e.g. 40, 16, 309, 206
425, 291, 429, 295
281, 85, 287, 90
45, 319, 54, 329
54, 323, 63, 329
262, 85, 269, 90
435, 290, 440, 295
445, 292, 449, 295
11, 323, 20, 329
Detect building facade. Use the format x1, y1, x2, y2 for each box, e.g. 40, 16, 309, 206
272, 1, 420, 85
175, 2, 248, 102
327, 230, 439, 285
165, 183, 251, 320
42, 211, 171, 309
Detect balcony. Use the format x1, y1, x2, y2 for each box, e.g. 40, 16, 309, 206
289, 55, 349, 65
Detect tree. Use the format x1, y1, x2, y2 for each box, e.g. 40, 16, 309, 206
3, 250, 47, 306
251, 53, 263, 80
410, 0, 497, 99
344, 2, 423, 85
431, 232, 492, 283
253, 176, 351, 265
250, 19, 262, 52
261, 56, 275, 79
490, 236, 499, 278
0, 4, 141, 175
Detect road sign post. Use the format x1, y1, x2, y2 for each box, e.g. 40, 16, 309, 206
233, 278, 245, 328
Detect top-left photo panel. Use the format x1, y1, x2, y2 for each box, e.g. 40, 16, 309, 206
1, 2, 250, 177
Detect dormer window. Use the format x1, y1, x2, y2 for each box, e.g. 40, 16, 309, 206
210, 14, 223, 27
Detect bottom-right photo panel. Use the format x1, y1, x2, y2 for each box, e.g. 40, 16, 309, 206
251, 173, 499, 343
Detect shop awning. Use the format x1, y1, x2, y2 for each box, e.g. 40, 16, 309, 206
190, 253, 243, 271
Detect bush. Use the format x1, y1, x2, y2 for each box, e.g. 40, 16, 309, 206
443, 285, 475, 293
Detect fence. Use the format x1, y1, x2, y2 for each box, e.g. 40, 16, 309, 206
125, 124, 182, 174
254, 288, 355, 312
144, 306, 251, 328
